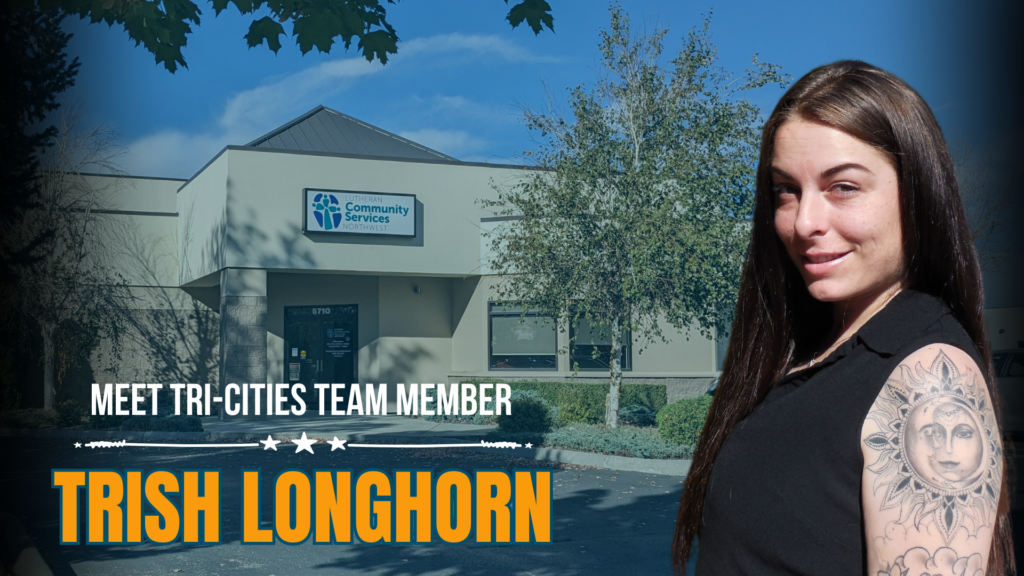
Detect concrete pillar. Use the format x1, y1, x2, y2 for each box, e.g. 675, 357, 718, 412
219, 268, 267, 417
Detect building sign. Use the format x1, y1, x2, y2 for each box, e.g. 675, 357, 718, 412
304, 189, 416, 237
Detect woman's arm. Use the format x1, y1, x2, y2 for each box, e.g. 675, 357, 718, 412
861, 344, 1003, 576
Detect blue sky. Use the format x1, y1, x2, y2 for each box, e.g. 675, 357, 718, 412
61, 0, 1021, 306
63, 0, 995, 178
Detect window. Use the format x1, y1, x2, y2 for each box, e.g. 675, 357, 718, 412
569, 317, 631, 371
489, 304, 557, 370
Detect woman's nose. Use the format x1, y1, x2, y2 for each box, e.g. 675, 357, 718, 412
793, 190, 829, 239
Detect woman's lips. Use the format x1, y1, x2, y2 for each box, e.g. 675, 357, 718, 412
800, 251, 851, 275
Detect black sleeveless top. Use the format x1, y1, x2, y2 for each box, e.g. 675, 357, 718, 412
695, 290, 981, 575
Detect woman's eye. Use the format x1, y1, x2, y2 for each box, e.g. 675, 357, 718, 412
831, 183, 860, 195
773, 184, 796, 196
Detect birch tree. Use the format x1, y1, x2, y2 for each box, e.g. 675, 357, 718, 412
482, 5, 787, 427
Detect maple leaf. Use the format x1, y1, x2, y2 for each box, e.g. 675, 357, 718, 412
506, 0, 555, 34
245, 16, 284, 52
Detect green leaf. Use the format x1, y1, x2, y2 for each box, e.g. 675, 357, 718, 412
244, 16, 284, 52
224, 0, 256, 15
506, 0, 555, 34
359, 29, 398, 64
292, 12, 339, 54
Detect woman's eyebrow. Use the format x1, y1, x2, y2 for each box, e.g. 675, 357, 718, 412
770, 163, 874, 180
821, 162, 873, 178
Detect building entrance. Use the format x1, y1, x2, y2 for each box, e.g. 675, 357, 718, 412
284, 305, 358, 409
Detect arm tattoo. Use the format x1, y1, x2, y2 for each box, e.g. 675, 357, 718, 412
877, 546, 984, 576
864, 349, 1002, 545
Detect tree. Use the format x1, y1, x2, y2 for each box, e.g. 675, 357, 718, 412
12, 0, 554, 73
481, 5, 787, 427
112, 199, 219, 397
0, 3, 80, 274
5, 102, 133, 411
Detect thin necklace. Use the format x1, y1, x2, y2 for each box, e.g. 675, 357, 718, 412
802, 286, 903, 369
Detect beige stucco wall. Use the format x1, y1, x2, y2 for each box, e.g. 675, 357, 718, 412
175, 148, 529, 284
265, 273, 380, 384
83, 158, 723, 391
449, 276, 720, 380
177, 153, 229, 286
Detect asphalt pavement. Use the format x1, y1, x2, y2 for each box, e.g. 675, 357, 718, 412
0, 422, 1020, 575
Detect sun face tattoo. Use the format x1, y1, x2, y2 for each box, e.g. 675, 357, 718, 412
863, 350, 1002, 545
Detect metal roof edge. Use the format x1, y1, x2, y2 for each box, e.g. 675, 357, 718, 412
316, 105, 459, 162
77, 172, 188, 182
242, 105, 327, 148
243, 105, 460, 162
223, 145, 547, 171
177, 146, 230, 192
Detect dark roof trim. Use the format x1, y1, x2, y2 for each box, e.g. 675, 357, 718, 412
90, 209, 178, 217
78, 171, 187, 182
177, 143, 547, 193
223, 144, 542, 171
480, 215, 524, 222
178, 146, 229, 192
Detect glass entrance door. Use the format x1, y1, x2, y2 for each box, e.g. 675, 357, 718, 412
284, 305, 358, 410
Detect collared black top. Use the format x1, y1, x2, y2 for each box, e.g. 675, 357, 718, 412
694, 289, 981, 575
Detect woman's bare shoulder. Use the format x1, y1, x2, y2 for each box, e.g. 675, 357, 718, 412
859, 343, 1002, 574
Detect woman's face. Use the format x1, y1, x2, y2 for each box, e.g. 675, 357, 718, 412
905, 399, 986, 486
771, 119, 904, 304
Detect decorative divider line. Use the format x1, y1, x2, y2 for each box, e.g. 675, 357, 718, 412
77, 432, 530, 454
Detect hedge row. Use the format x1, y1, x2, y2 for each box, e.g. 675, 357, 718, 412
655, 395, 713, 446
485, 423, 694, 459
88, 414, 204, 432
442, 379, 668, 427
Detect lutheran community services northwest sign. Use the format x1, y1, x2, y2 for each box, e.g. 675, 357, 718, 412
304, 189, 417, 237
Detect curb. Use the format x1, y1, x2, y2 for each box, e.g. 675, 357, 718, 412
0, 428, 691, 476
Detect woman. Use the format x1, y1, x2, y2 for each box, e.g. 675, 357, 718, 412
672, 60, 1014, 575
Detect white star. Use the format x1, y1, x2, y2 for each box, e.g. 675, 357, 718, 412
74, 442, 82, 448
525, 443, 533, 449
328, 436, 347, 451
293, 432, 316, 454
260, 435, 281, 451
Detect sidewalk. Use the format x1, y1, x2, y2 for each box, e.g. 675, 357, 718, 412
0, 414, 691, 476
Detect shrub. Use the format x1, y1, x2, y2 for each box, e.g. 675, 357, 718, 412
89, 414, 203, 432
656, 395, 713, 446
55, 399, 87, 428
551, 385, 604, 425
410, 380, 669, 429
456, 379, 668, 425
619, 404, 656, 427
547, 423, 694, 459
496, 397, 551, 433
485, 423, 693, 459
88, 414, 126, 430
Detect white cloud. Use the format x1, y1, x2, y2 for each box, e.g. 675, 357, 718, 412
120, 33, 551, 177
397, 129, 488, 158
399, 33, 564, 63
122, 57, 381, 178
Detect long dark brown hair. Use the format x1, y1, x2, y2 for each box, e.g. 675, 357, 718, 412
672, 60, 1015, 575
